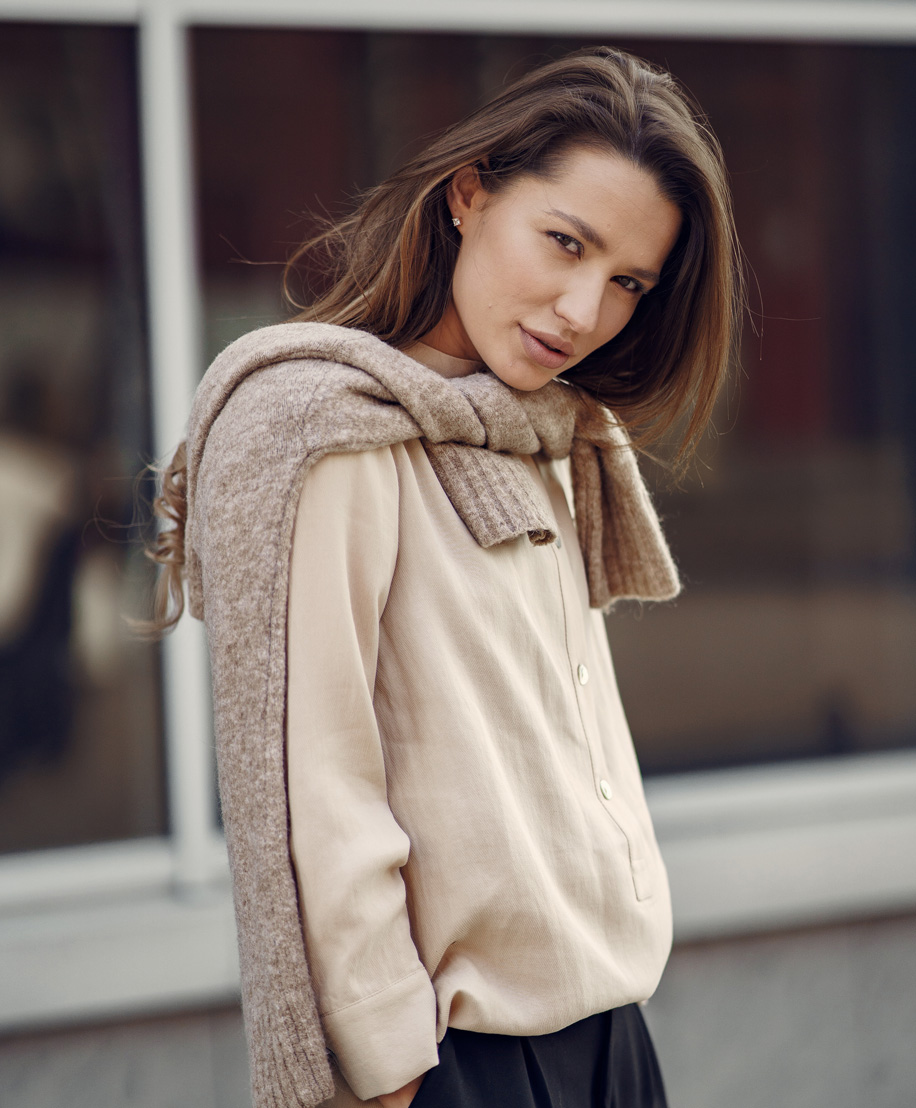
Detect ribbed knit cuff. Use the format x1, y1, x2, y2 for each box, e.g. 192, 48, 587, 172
323, 968, 439, 1101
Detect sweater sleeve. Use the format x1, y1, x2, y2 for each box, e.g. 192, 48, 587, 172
285, 445, 439, 1101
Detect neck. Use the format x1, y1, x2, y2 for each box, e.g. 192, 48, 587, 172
417, 303, 481, 365
401, 340, 483, 379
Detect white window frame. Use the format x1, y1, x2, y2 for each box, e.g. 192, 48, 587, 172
1, 0, 915, 1031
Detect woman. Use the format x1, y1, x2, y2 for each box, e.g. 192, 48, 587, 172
149, 46, 739, 1108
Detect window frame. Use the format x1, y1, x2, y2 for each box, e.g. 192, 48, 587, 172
1, 0, 915, 1031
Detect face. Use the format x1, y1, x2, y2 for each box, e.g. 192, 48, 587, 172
422, 145, 682, 391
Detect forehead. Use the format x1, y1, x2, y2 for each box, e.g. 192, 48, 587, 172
514, 145, 665, 204
498, 147, 681, 256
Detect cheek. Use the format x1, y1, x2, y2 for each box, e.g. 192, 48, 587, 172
455, 247, 512, 318
596, 294, 641, 347
452, 225, 549, 332
452, 259, 490, 327
467, 217, 537, 289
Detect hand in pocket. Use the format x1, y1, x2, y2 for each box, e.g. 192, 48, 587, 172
377, 1071, 426, 1108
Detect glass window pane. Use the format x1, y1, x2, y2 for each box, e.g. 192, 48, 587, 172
191, 29, 916, 775
0, 23, 165, 852
604, 40, 916, 773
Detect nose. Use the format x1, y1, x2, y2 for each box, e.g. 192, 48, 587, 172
554, 272, 608, 337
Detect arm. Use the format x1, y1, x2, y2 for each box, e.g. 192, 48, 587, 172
286, 446, 438, 1102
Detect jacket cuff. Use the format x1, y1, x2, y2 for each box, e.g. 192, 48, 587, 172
323, 967, 439, 1100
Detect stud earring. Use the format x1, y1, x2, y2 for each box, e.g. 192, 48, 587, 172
452, 216, 462, 228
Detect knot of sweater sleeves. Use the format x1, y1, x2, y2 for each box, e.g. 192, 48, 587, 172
184, 321, 679, 619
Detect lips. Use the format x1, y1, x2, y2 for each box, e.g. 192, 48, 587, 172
518, 326, 573, 371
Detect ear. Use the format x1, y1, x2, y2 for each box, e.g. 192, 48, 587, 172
447, 165, 487, 228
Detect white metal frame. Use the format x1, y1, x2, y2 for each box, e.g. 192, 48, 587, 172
1, 0, 915, 1031
7, 0, 916, 40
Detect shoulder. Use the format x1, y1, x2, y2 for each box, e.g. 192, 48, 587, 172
302, 443, 403, 499
291, 446, 406, 590
298, 441, 438, 519
190, 321, 403, 451
294, 441, 442, 546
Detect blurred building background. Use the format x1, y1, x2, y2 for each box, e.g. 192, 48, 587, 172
0, 2, 914, 1106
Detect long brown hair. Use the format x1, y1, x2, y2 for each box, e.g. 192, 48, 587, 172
149, 45, 741, 633
287, 46, 741, 455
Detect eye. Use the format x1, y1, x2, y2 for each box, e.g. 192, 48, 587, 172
548, 231, 583, 258
614, 274, 648, 295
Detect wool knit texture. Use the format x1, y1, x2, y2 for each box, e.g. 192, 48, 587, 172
183, 322, 680, 1108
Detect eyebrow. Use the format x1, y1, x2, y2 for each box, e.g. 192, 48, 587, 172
546, 208, 662, 285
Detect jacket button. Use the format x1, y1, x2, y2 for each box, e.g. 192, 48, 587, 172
599, 779, 612, 800
577, 663, 589, 686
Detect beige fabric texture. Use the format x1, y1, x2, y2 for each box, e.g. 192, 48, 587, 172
184, 322, 680, 1108
287, 442, 674, 1103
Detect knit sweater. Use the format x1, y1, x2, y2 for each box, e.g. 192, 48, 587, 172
184, 322, 679, 1108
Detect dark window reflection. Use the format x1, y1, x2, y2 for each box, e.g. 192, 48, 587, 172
191, 28, 916, 774
0, 23, 165, 851
606, 40, 916, 773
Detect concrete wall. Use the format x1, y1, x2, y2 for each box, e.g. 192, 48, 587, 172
645, 914, 916, 1108
2, 914, 914, 1108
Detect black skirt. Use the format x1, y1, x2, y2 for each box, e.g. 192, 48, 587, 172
411, 1005, 668, 1108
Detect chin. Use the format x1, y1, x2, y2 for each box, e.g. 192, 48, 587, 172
491, 362, 559, 392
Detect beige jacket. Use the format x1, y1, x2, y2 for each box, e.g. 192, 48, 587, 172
184, 323, 679, 1108
287, 437, 674, 1104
